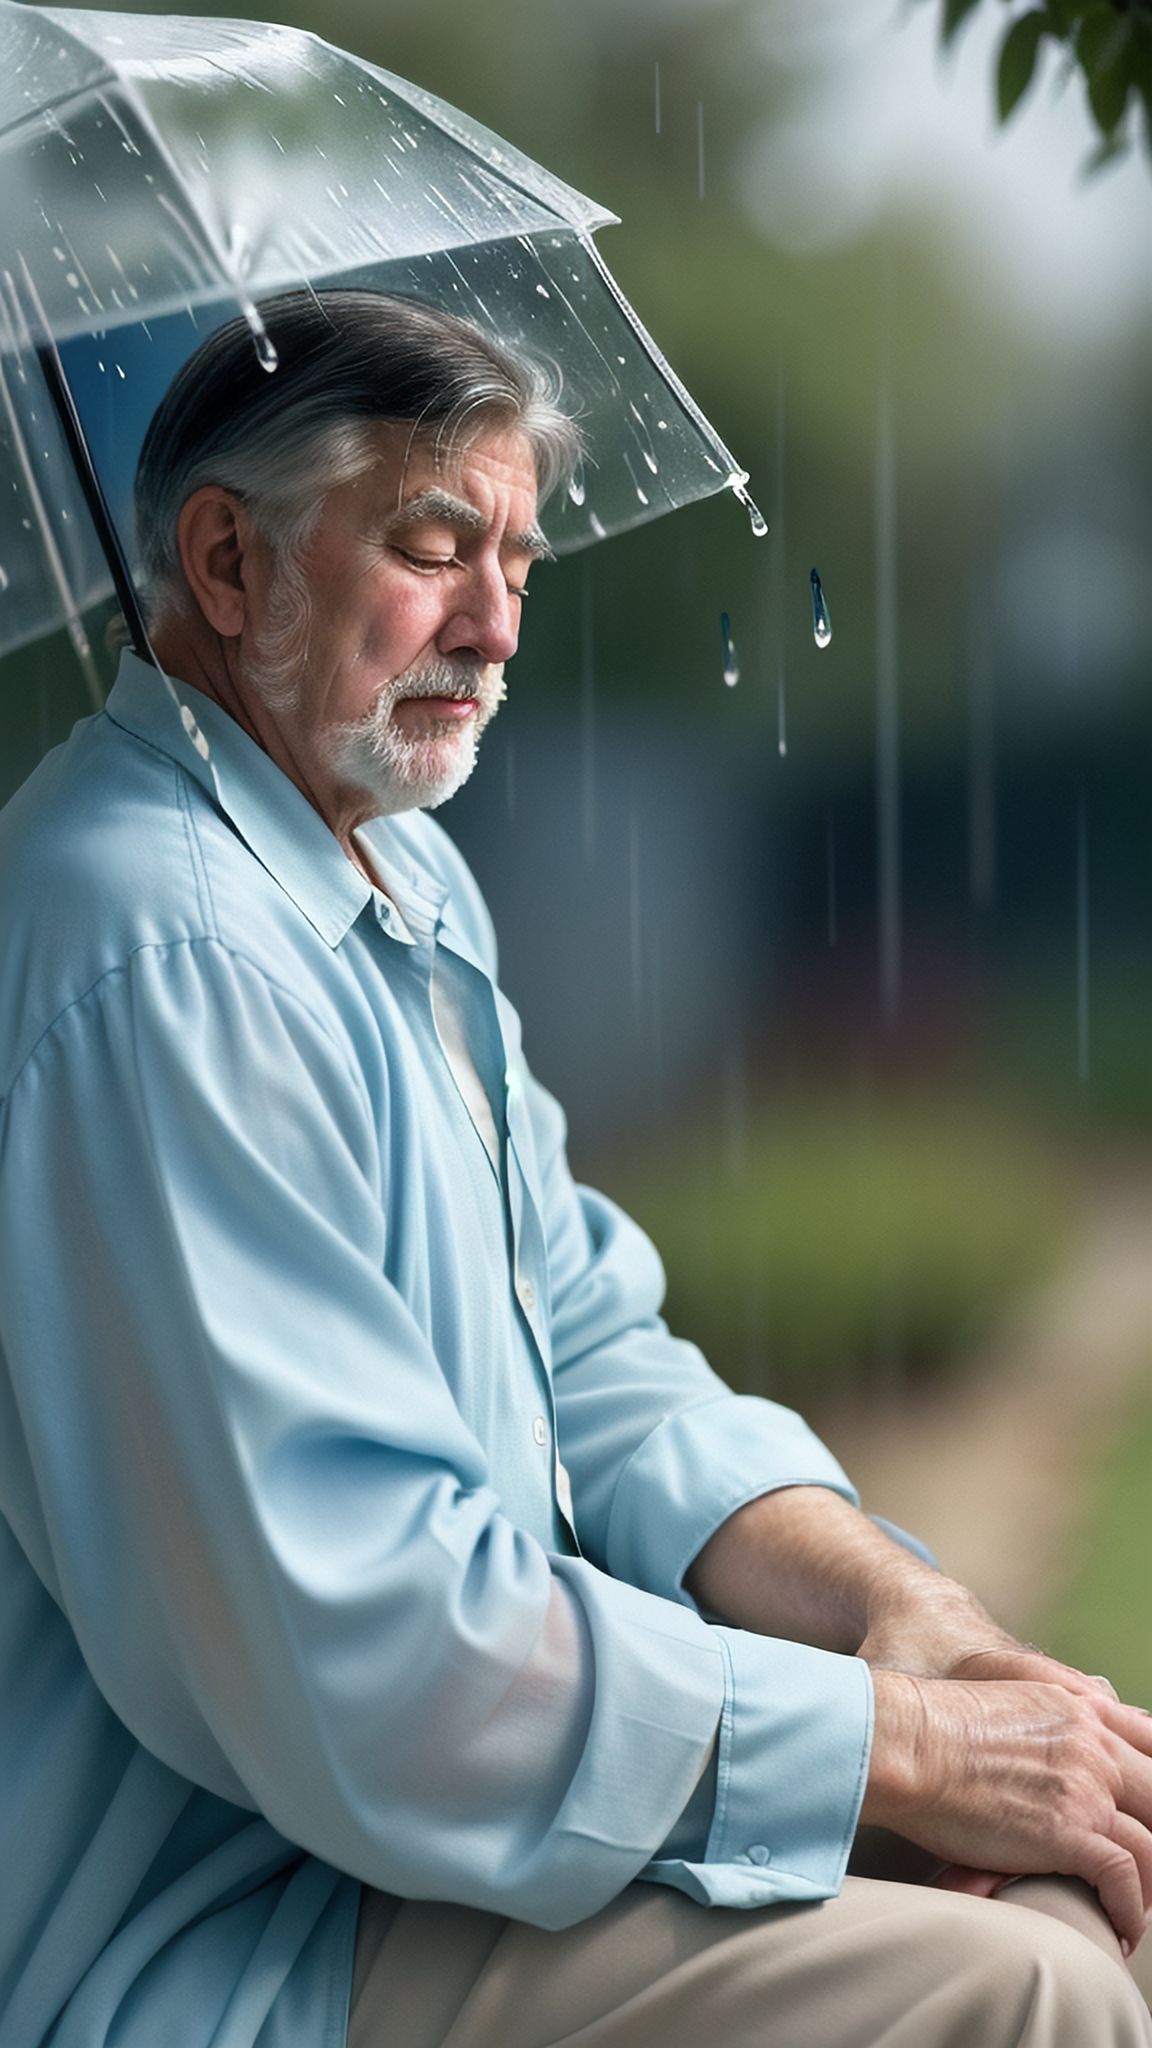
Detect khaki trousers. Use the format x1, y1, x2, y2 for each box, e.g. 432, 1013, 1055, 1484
348, 1869, 1152, 2048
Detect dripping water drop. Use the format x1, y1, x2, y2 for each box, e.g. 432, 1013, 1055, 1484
243, 301, 279, 373
720, 612, 739, 687
810, 567, 831, 649
730, 477, 767, 537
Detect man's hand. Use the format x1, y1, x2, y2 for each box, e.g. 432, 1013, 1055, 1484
862, 1668, 1152, 1952
857, 1564, 1119, 1699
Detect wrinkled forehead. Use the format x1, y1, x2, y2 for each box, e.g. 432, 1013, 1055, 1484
371, 420, 550, 554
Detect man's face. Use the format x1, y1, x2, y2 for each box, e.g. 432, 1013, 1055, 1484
244, 421, 545, 819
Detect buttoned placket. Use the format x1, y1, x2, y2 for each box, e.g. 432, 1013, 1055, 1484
372, 882, 579, 1556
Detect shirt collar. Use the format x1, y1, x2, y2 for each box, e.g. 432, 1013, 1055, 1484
104, 652, 378, 948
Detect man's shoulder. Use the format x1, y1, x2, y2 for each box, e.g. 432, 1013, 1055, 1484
0, 708, 275, 1085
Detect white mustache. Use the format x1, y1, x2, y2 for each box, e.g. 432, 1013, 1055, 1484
387, 662, 488, 705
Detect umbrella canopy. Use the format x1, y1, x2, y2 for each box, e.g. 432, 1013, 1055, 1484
0, 1, 761, 684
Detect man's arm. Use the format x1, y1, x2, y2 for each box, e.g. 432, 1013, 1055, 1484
686, 1484, 1152, 1951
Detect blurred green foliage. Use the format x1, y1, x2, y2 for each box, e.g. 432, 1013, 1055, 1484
927, 0, 1152, 163
598, 1093, 1072, 1404
12, 0, 1152, 1161
1039, 1369, 1152, 1701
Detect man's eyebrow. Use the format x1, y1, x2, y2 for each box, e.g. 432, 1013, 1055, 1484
389, 489, 554, 562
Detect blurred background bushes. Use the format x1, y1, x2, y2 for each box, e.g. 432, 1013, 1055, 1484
600, 1089, 1073, 1405
4, 0, 1152, 1407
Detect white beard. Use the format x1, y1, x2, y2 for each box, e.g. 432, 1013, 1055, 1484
323, 658, 506, 817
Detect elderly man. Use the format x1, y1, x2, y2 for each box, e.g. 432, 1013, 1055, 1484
0, 289, 1150, 2048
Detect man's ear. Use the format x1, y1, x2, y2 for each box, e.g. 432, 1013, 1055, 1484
176, 486, 261, 638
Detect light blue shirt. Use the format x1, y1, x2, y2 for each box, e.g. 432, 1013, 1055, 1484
0, 655, 873, 2048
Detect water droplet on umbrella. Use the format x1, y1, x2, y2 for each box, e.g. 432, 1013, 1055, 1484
720, 612, 738, 686
567, 456, 586, 507
535, 283, 550, 297
0, 563, 9, 591
589, 513, 607, 539
729, 478, 767, 536
810, 567, 831, 648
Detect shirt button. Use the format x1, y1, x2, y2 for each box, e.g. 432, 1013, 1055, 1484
532, 1415, 548, 1447
745, 1844, 772, 1866
517, 1275, 536, 1312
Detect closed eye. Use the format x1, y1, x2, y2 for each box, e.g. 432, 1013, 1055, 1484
393, 547, 463, 574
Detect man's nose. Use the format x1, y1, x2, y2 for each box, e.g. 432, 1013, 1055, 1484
437, 560, 521, 666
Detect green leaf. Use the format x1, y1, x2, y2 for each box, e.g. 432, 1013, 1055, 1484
1078, 12, 1134, 136
997, 11, 1049, 119
1044, 0, 1084, 37
942, 0, 985, 42
1083, 126, 1131, 172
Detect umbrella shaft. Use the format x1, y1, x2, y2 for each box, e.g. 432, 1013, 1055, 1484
36, 342, 154, 666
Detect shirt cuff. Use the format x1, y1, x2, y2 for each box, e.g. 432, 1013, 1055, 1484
641, 1626, 874, 1909
605, 1393, 859, 1604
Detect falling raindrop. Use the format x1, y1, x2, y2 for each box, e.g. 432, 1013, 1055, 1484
810, 568, 832, 649
777, 658, 787, 755
697, 101, 705, 201
720, 612, 739, 687
826, 812, 838, 947
967, 603, 996, 908
37, 648, 49, 760
654, 61, 661, 135
581, 558, 596, 868
505, 734, 516, 819
875, 385, 900, 1026
629, 802, 643, 1025
0, 562, 8, 592
1077, 790, 1089, 1088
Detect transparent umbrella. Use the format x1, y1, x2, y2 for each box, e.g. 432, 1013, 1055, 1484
0, 1, 761, 704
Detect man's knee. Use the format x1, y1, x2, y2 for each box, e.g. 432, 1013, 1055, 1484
878, 1883, 1152, 2048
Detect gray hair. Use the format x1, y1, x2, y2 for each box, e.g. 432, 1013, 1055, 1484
134, 289, 582, 622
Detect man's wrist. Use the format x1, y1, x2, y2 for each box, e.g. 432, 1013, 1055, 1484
858, 1669, 928, 1830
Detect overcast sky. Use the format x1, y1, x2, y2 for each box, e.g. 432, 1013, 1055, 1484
741, 0, 1152, 348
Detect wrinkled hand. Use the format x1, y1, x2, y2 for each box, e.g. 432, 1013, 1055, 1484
858, 1568, 1075, 1687
862, 1668, 1152, 1951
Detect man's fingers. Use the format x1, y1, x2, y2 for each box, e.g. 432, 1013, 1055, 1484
1101, 1695, 1152, 1759
1080, 1827, 1151, 1953
933, 1863, 1009, 1897
1107, 1805, 1152, 1918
